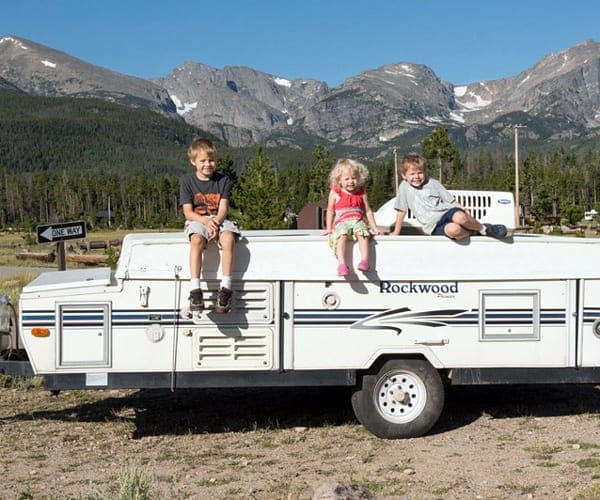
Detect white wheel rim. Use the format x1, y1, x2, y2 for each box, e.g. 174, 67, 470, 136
374, 370, 427, 423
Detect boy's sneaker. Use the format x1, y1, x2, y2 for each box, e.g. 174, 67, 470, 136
189, 288, 204, 312
484, 223, 507, 239
215, 287, 233, 314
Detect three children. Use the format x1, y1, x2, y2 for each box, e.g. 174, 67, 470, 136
180, 140, 508, 306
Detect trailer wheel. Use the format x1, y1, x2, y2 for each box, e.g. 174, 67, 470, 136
351, 358, 444, 439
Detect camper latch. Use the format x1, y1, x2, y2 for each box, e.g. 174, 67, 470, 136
139, 285, 150, 307
413, 338, 449, 346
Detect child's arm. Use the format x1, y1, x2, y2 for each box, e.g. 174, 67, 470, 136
363, 193, 383, 235
182, 203, 206, 223
323, 189, 337, 235
214, 198, 230, 226
390, 210, 406, 235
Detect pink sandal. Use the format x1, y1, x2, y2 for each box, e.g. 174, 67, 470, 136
357, 260, 370, 272
337, 263, 350, 276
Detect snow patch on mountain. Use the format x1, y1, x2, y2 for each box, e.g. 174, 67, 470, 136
0, 36, 28, 50
449, 112, 465, 123
454, 86, 467, 97
273, 77, 291, 87
41, 60, 56, 68
170, 94, 197, 115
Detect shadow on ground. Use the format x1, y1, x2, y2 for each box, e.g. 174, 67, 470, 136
4, 384, 599, 438
432, 383, 600, 436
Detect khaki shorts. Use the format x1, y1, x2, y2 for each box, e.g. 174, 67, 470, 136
184, 218, 240, 241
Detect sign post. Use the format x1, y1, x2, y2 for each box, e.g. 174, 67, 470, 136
36, 221, 87, 271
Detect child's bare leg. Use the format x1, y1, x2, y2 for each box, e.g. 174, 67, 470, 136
189, 233, 206, 279
357, 234, 369, 261
356, 234, 371, 272
336, 235, 348, 264
219, 231, 235, 277
444, 222, 471, 240
451, 210, 483, 232
215, 230, 235, 312
188, 234, 206, 311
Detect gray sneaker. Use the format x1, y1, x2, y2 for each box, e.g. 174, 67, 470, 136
189, 288, 204, 312
484, 223, 507, 239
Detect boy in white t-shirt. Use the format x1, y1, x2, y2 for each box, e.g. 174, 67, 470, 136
391, 153, 507, 240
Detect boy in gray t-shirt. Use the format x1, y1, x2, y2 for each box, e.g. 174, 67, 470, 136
391, 153, 507, 240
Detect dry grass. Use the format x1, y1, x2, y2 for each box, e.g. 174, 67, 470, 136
2, 230, 600, 498
1, 383, 599, 499
0, 228, 179, 271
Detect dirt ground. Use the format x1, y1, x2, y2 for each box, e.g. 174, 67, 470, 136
1, 381, 599, 499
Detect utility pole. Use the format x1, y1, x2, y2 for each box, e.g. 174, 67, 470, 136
393, 147, 399, 195
513, 125, 526, 228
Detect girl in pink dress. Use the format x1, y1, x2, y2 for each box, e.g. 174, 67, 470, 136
325, 158, 383, 276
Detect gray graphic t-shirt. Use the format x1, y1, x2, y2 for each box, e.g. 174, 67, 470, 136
393, 178, 455, 234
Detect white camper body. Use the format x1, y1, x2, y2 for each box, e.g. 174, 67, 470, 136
3, 192, 600, 438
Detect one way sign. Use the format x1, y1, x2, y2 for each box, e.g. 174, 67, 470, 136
36, 220, 87, 244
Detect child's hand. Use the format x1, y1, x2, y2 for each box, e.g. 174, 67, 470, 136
322, 229, 332, 236
206, 218, 220, 240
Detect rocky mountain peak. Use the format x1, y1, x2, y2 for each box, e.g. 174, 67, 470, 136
1, 34, 599, 151
0, 34, 178, 117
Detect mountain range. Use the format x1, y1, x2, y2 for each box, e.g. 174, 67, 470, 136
1, 34, 599, 154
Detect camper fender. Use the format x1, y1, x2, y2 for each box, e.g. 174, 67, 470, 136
362, 348, 444, 371
351, 357, 445, 439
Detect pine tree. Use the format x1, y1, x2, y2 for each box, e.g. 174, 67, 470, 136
232, 145, 291, 230
422, 126, 459, 184
307, 145, 335, 203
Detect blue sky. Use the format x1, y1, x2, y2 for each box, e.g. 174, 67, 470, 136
2, 0, 599, 87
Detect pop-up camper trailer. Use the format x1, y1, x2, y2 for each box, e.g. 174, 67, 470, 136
1, 191, 599, 439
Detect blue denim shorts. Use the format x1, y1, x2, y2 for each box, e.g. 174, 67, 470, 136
432, 207, 464, 236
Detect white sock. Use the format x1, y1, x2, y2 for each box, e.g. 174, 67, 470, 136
479, 225, 487, 235
191, 278, 201, 290
221, 276, 232, 290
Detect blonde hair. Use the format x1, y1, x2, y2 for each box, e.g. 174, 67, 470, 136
188, 137, 217, 160
400, 152, 426, 175
329, 158, 369, 188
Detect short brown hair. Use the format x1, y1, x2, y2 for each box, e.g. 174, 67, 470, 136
400, 153, 426, 175
188, 138, 217, 160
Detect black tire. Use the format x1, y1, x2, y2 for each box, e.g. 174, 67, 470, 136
351, 358, 444, 439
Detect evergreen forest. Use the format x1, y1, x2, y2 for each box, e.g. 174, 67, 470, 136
1, 91, 599, 231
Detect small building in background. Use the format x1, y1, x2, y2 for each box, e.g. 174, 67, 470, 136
297, 203, 327, 230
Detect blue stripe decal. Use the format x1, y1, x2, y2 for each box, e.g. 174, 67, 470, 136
19, 306, 599, 328
294, 308, 569, 328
